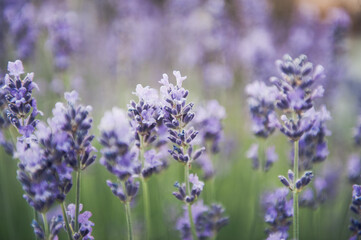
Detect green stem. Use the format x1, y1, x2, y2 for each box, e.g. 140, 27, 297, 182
42, 213, 49, 240
139, 135, 151, 239
185, 163, 197, 240
61, 202, 74, 240
141, 177, 151, 239
75, 169, 81, 232
293, 139, 299, 240
187, 204, 198, 240
34, 209, 39, 240
125, 202, 134, 240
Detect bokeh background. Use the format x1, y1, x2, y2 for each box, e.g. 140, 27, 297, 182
1, 0, 361, 239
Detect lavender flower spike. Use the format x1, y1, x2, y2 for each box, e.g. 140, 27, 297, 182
270, 54, 326, 140
262, 188, 293, 239
67, 203, 94, 240
176, 200, 229, 240
4, 60, 41, 137
245, 81, 279, 138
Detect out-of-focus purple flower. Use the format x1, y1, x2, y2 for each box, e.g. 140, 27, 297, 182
67, 203, 94, 240
298, 106, 331, 170
245, 81, 279, 138
246, 143, 259, 170
348, 154, 361, 183
176, 200, 229, 240
4, 60, 41, 137
299, 166, 340, 209
194, 100, 225, 153
353, 116, 361, 146
4, 3, 38, 60
262, 188, 292, 239
265, 146, 278, 172
202, 63, 234, 89
44, 8, 81, 71
99, 107, 139, 181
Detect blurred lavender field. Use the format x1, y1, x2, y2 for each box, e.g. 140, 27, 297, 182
1, 0, 361, 239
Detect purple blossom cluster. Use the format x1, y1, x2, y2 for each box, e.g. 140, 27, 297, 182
4, 60, 41, 137
245, 81, 279, 138
4, 2, 38, 60
298, 106, 331, 170
299, 167, 339, 209
279, 170, 314, 192
45, 9, 81, 71
177, 200, 228, 240
99, 107, 140, 201
67, 203, 95, 240
246, 144, 278, 172
262, 188, 293, 240
32, 215, 63, 240
349, 185, 361, 239
173, 174, 204, 204
4, 60, 97, 239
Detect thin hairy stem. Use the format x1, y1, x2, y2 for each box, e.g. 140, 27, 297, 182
125, 202, 134, 240
42, 213, 49, 240
61, 202, 74, 240
139, 135, 151, 239
293, 139, 299, 240
75, 168, 81, 232
185, 163, 197, 240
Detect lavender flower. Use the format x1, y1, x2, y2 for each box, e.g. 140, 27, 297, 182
270, 54, 325, 140
128, 84, 159, 147
4, 60, 41, 137
349, 185, 361, 239
348, 155, 361, 183
265, 146, 278, 172
32, 214, 64, 240
67, 203, 95, 240
262, 188, 293, 239
4, 3, 38, 60
246, 144, 278, 172
245, 81, 279, 138
299, 167, 340, 209
160, 71, 205, 165
353, 116, 361, 146
246, 143, 259, 170
194, 100, 225, 154
298, 106, 331, 170
173, 173, 204, 204
15, 122, 73, 212
45, 9, 81, 71
99, 107, 139, 181
49, 90, 96, 170
176, 200, 228, 240
279, 170, 313, 192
